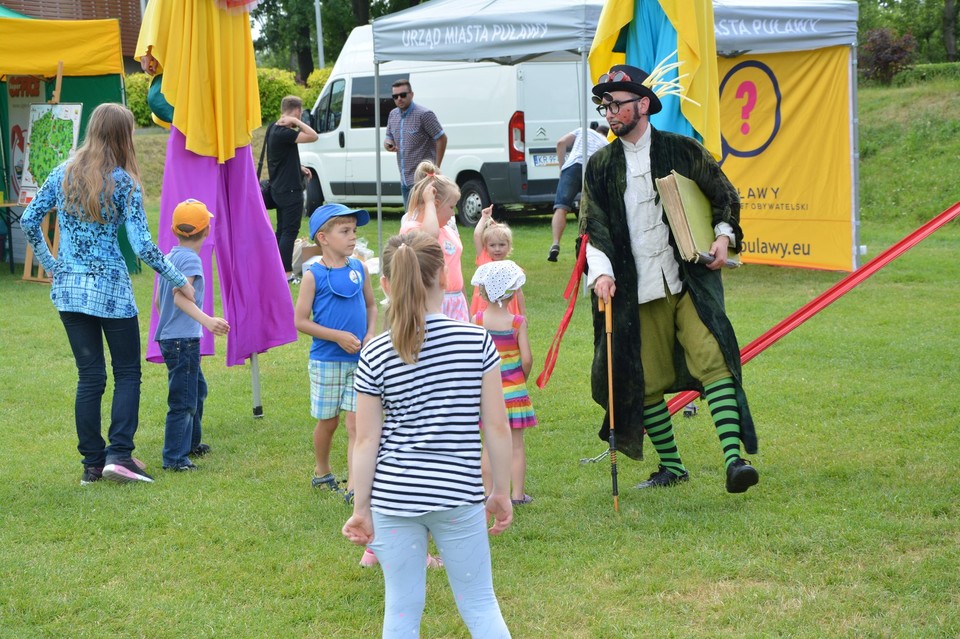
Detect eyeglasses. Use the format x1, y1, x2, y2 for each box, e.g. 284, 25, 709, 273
391, 92, 409, 100
597, 70, 632, 84
594, 97, 642, 117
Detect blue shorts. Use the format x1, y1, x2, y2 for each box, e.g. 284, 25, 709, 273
553, 163, 583, 212
309, 359, 358, 419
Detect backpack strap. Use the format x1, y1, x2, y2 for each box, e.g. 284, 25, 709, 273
257, 123, 273, 179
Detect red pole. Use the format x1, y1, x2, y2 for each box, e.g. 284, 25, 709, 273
668, 202, 960, 415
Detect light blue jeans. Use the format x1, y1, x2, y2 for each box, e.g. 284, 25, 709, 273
370, 504, 510, 639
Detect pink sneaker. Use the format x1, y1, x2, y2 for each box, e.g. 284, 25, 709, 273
359, 548, 379, 568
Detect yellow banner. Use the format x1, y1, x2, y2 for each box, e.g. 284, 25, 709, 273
0, 18, 124, 78
718, 46, 855, 271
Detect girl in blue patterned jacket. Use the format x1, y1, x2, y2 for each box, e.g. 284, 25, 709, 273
22, 103, 194, 486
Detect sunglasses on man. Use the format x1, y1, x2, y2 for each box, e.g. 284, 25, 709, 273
392, 92, 409, 100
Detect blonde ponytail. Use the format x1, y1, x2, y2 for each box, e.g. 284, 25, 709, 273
382, 232, 445, 363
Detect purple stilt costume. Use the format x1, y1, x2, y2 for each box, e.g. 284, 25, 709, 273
146, 128, 297, 366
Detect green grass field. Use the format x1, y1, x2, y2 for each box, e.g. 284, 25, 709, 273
1, 80, 958, 638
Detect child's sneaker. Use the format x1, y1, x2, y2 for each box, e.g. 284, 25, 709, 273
163, 460, 198, 472
80, 465, 103, 485
312, 472, 341, 492
188, 443, 211, 458
343, 489, 355, 506
359, 548, 379, 568
103, 459, 154, 483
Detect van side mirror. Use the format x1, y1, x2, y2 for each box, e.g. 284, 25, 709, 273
301, 110, 313, 129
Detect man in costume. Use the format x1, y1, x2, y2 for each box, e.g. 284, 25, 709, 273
581, 64, 759, 493
137, 0, 297, 367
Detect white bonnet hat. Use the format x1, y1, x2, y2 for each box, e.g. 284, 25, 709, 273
471, 260, 526, 306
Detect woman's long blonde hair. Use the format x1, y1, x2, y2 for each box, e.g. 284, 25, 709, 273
61, 103, 141, 223
407, 161, 460, 216
382, 232, 445, 364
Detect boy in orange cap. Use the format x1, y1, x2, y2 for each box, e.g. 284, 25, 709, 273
154, 199, 230, 471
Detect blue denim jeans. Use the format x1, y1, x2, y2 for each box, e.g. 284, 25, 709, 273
552, 162, 583, 212
158, 338, 207, 467
59, 312, 142, 466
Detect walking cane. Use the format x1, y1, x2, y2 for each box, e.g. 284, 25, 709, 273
598, 298, 619, 512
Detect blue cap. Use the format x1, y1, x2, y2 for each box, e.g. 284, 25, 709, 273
309, 203, 370, 240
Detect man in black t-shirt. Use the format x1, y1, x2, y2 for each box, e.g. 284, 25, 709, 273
267, 95, 319, 283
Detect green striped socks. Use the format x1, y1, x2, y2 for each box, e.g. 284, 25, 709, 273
704, 377, 743, 469
643, 400, 687, 477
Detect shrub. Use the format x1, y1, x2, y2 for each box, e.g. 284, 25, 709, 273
859, 28, 917, 85
893, 61, 960, 86
125, 73, 155, 128
257, 67, 303, 123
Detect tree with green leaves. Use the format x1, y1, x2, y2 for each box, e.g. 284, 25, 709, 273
252, 0, 422, 81
857, 0, 957, 62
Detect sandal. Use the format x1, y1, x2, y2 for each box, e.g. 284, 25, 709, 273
511, 494, 534, 505
311, 472, 342, 492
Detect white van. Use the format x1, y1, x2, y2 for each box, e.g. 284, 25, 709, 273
300, 25, 594, 226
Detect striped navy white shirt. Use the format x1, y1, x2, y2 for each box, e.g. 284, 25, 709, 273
355, 314, 500, 516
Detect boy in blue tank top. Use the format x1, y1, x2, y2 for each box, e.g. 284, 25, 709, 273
154, 199, 230, 471
294, 204, 377, 503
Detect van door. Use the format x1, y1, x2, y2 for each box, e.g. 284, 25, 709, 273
306, 77, 348, 206
518, 61, 592, 204
344, 75, 404, 202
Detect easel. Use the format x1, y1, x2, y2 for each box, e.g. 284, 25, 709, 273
21, 62, 63, 283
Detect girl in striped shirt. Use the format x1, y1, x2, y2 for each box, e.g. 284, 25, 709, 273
343, 232, 513, 639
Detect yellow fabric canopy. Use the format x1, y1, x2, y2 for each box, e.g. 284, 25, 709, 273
0, 17, 124, 78
136, 0, 261, 163
588, 0, 721, 160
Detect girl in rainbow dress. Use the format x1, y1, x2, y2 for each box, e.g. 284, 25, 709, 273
471, 260, 537, 505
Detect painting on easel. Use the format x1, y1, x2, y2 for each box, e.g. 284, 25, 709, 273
18, 103, 82, 206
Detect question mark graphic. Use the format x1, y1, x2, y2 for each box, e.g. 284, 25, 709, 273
736, 81, 757, 135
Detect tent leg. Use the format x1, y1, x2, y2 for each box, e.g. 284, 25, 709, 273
251, 352, 263, 418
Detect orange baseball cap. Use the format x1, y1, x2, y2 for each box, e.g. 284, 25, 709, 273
172, 199, 214, 237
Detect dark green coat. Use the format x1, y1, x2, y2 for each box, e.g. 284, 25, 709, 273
580, 126, 757, 460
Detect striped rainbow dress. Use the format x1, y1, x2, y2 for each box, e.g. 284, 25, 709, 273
478, 312, 537, 429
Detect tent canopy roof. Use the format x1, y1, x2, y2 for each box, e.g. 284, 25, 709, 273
372, 0, 603, 64
0, 17, 124, 79
714, 0, 858, 55
371, 0, 858, 64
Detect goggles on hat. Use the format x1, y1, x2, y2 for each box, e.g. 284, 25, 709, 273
597, 70, 632, 84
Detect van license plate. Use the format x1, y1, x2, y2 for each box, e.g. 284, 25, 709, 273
533, 153, 558, 167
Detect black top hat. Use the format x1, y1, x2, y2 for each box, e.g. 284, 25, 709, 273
592, 64, 662, 115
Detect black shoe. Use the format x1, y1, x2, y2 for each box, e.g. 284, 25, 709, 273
726, 459, 759, 493
163, 460, 198, 472
81, 465, 104, 485
634, 464, 689, 489
547, 244, 560, 262
189, 443, 211, 458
